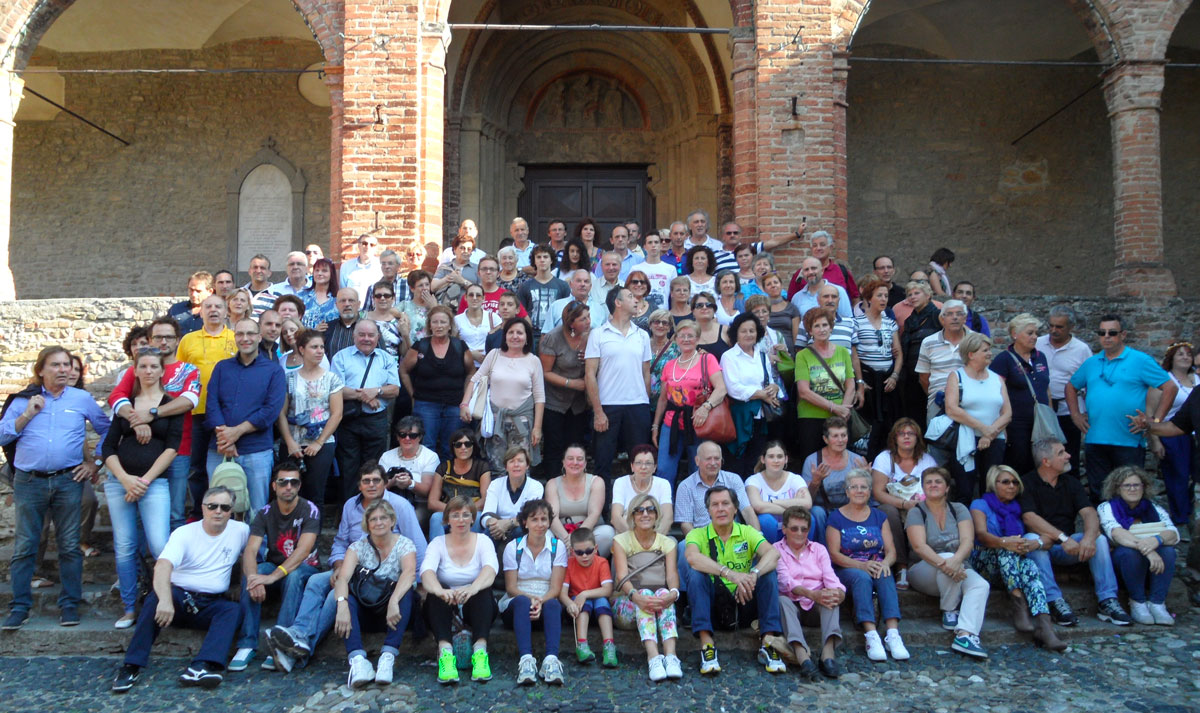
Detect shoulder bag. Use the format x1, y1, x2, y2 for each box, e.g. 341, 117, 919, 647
615, 548, 668, 592
695, 352, 736, 444
341, 352, 376, 420
1008, 351, 1066, 444
805, 347, 870, 443
349, 539, 399, 614
467, 351, 494, 422
759, 351, 783, 421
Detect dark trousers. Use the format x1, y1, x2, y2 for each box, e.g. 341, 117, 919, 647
344, 590, 414, 656
1083, 443, 1144, 504
336, 411, 390, 501
125, 586, 241, 670
592, 404, 650, 484
425, 589, 496, 644
541, 409, 590, 481
1004, 423, 1036, 475
502, 596, 563, 657
948, 438, 1006, 504
284, 441, 336, 512
187, 421, 214, 517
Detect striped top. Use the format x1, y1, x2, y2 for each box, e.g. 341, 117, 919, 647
851, 313, 899, 371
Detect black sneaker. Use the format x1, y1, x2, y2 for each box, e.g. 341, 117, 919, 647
179, 664, 223, 689
60, 607, 80, 627
112, 664, 140, 693
1049, 599, 1078, 627
1097, 598, 1132, 626
1, 611, 28, 631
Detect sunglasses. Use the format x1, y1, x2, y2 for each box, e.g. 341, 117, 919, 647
572, 547, 596, 556
628, 279, 647, 285
360, 477, 385, 486
453, 441, 474, 448
995, 479, 1017, 486
374, 293, 394, 300
650, 319, 671, 326
632, 506, 657, 515
693, 303, 714, 309
275, 478, 302, 487
398, 432, 422, 440
203, 502, 233, 512
1095, 329, 1122, 337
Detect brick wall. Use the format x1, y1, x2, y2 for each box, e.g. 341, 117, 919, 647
11, 40, 330, 299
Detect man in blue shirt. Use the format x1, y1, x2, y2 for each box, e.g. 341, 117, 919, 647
331, 319, 400, 500
1065, 314, 1176, 503
206, 318, 287, 514
166, 271, 214, 336
0, 346, 111, 630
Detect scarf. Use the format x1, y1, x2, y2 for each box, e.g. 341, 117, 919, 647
1107, 496, 1159, 530
983, 492, 1024, 537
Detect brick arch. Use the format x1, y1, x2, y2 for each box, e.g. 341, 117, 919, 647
0, 0, 345, 70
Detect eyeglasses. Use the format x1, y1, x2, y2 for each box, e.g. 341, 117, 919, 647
453, 441, 473, 449
650, 319, 671, 326
1119, 483, 1144, 490
784, 525, 808, 533
1096, 329, 1122, 337
398, 432, 421, 440
628, 279, 647, 285
374, 293, 394, 300
995, 479, 1017, 486
150, 334, 177, 342
359, 477, 385, 486
632, 506, 657, 515
203, 502, 233, 512
693, 303, 714, 310
573, 547, 596, 556
275, 478, 301, 488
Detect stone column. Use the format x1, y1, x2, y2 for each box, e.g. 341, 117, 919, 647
418, 21, 451, 251
729, 25, 757, 239
1102, 60, 1176, 298
0, 72, 22, 300
324, 66, 344, 259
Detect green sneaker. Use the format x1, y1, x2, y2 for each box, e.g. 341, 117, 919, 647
601, 641, 618, 668
576, 642, 596, 664
437, 649, 459, 684
470, 649, 492, 682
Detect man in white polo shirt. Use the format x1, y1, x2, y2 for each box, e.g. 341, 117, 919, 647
585, 287, 652, 485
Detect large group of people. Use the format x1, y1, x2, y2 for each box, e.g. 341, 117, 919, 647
0, 213, 1193, 694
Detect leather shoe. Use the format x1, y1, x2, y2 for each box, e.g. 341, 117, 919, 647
797, 659, 820, 681
819, 658, 840, 679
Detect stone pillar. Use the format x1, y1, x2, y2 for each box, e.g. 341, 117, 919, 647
1102, 60, 1176, 298
324, 66, 344, 259
418, 21, 451, 249
831, 51, 850, 262
0, 72, 22, 300
729, 25, 757, 239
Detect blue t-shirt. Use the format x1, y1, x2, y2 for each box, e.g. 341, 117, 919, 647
1069, 347, 1169, 447
826, 507, 888, 563
989, 347, 1050, 427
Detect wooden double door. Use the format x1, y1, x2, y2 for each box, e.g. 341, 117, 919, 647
518, 165, 654, 247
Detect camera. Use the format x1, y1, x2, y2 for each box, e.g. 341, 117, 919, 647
386, 466, 410, 480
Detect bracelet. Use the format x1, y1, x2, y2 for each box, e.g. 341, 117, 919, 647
1154, 535, 1163, 546
564, 378, 570, 388
668, 588, 680, 598
277, 565, 289, 576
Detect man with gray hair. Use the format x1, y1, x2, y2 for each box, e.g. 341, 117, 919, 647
510, 217, 534, 268
270, 251, 312, 297
543, 269, 606, 333
365, 249, 409, 311
331, 319, 400, 499
1035, 305, 1093, 472
787, 230, 857, 302
684, 210, 723, 252
915, 299, 971, 424
594, 225, 643, 282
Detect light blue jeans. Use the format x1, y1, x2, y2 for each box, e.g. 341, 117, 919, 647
166, 454, 191, 531
10, 471, 83, 613
238, 561, 319, 650
1024, 532, 1118, 602
206, 448, 274, 514
103, 476, 171, 613
291, 570, 339, 658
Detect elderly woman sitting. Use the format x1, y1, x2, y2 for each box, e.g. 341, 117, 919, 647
905, 467, 990, 658
773, 506, 844, 680
1097, 466, 1179, 626
968, 466, 1065, 651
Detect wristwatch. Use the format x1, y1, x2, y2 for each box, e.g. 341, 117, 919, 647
1057, 533, 1069, 544
336, 596, 347, 603
149, 407, 159, 420
93, 458, 103, 468
750, 567, 760, 576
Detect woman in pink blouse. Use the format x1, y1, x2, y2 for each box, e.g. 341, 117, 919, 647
773, 506, 845, 680
462, 317, 546, 474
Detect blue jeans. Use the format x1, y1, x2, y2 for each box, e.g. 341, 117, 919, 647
103, 476, 171, 612
344, 589, 414, 659
1024, 532, 1118, 602
686, 566, 781, 636
1112, 545, 1176, 604
835, 566, 902, 624
1159, 434, 1195, 525
656, 422, 698, 487
238, 561, 318, 649
413, 400, 462, 463
10, 470, 83, 613
809, 506, 827, 547
502, 596, 563, 657
206, 448, 274, 515
125, 586, 241, 670
166, 455, 191, 532
292, 570, 339, 656
1082, 443, 1143, 504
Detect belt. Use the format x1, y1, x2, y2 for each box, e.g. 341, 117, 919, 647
25, 467, 77, 478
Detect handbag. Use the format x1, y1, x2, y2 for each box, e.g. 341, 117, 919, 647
468, 374, 490, 422
616, 549, 668, 592
341, 352, 376, 420
349, 540, 398, 614
759, 351, 783, 421
1008, 351, 1066, 444
694, 352, 736, 444
806, 347, 870, 443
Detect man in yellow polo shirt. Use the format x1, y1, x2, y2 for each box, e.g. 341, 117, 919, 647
176, 294, 237, 519
684, 485, 784, 676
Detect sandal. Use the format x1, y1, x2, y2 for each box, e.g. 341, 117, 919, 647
31, 577, 55, 589
81, 545, 100, 558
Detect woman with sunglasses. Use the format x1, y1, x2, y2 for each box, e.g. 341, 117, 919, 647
625, 270, 658, 332
278, 330, 344, 510
363, 280, 407, 360
690, 293, 729, 362
647, 309, 681, 414
852, 277, 902, 460
968, 465, 1066, 650
611, 494, 683, 682
455, 284, 499, 365
302, 258, 340, 330
101, 348, 183, 629
379, 415, 441, 519
713, 270, 745, 327
545, 444, 615, 557
539, 302, 593, 480
427, 428, 491, 538
402, 305, 473, 460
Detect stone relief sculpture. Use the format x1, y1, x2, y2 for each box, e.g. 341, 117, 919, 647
532, 74, 642, 130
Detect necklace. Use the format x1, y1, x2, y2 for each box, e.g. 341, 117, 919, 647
670, 351, 699, 382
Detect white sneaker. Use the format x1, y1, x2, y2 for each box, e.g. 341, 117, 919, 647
375, 652, 395, 685
864, 630, 886, 662
517, 654, 538, 685
1148, 602, 1175, 626
1129, 600, 1155, 625
663, 654, 683, 680
648, 655, 667, 682
539, 654, 564, 685
348, 655, 375, 689
884, 629, 910, 660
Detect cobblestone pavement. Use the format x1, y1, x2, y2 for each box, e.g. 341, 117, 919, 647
0, 624, 1197, 713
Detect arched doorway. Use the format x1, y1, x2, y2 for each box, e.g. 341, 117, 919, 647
1163, 1, 1200, 297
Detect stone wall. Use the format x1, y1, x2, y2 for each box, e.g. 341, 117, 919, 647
11, 39, 330, 299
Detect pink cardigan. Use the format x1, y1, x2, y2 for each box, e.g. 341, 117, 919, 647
773, 539, 844, 611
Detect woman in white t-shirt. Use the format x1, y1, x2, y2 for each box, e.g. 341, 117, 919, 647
870, 417, 940, 588
480, 447, 546, 543
610, 444, 674, 534
746, 441, 812, 543
378, 415, 441, 523
420, 496, 498, 684
455, 283, 500, 365
500, 499, 568, 685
